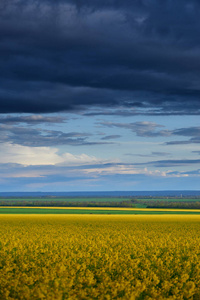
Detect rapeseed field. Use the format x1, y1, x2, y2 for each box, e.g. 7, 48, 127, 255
0, 214, 200, 299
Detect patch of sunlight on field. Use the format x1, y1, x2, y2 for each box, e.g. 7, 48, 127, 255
1, 215, 200, 299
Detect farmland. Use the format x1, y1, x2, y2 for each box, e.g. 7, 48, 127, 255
1, 207, 200, 214
0, 197, 134, 208
1, 214, 200, 299
1, 197, 200, 209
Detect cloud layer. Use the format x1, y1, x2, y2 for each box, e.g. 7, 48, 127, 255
0, 1, 200, 192
1, 0, 200, 114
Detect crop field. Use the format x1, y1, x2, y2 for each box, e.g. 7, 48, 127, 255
1, 198, 200, 210
1, 207, 200, 214
1, 215, 200, 299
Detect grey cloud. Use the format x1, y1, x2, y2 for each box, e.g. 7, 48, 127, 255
182, 169, 200, 175
101, 135, 121, 140
139, 159, 200, 167
1, 1, 200, 114
57, 159, 200, 169
192, 151, 200, 155
166, 138, 200, 145
151, 152, 171, 157
84, 106, 200, 117
166, 128, 200, 145
0, 125, 111, 147
125, 152, 171, 157
100, 121, 170, 137
173, 127, 200, 137
0, 115, 66, 125
100, 122, 200, 143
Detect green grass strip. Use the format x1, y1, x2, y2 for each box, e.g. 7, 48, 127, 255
1, 208, 200, 214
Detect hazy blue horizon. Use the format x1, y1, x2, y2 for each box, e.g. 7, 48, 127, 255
1, 191, 200, 198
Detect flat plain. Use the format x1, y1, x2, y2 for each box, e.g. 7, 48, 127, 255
1, 214, 200, 299
1, 207, 200, 214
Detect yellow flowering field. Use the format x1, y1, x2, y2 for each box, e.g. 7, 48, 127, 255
1, 215, 200, 299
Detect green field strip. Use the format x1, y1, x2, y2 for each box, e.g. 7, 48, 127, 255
1, 208, 200, 214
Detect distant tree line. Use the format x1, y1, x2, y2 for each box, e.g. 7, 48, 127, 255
0, 200, 135, 208
1, 198, 200, 209
145, 201, 200, 209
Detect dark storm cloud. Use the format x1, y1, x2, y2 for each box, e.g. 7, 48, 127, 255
1, 0, 200, 114
0, 125, 111, 147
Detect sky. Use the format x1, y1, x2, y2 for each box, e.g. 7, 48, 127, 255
0, 0, 200, 192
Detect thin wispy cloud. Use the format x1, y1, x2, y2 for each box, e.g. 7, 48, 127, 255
0, 115, 66, 125
0, 124, 112, 147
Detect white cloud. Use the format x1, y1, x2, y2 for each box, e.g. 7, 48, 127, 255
59, 153, 99, 166
0, 143, 62, 165
83, 164, 168, 176
0, 143, 99, 166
